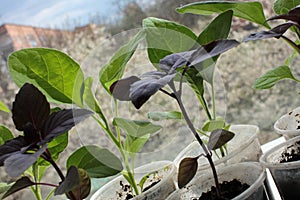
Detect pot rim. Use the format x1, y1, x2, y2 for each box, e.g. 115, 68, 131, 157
167, 162, 265, 200
260, 135, 300, 169
91, 160, 176, 200
274, 107, 300, 136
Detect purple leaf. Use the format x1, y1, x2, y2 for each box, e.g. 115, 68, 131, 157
55, 166, 80, 195
4, 145, 47, 177
207, 129, 235, 151
244, 22, 295, 42
0, 136, 29, 166
178, 157, 198, 188
110, 76, 140, 101
41, 109, 93, 144
12, 83, 50, 132
189, 40, 239, 67
112, 39, 239, 109
130, 73, 176, 109
2, 177, 34, 199
159, 52, 189, 72
268, 6, 300, 23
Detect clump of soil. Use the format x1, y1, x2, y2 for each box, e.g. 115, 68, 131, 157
116, 172, 163, 200
280, 141, 300, 163
192, 179, 250, 200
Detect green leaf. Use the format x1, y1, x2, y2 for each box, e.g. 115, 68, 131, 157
147, 111, 182, 121
253, 65, 298, 89
143, 17, 197, 67
99, 30, 145, 93
202, 117, 226, 132
113, 117, 162, 138
185, 68, 211, 119
37, 132, 68, 166
67, 145, 123, 178
0, 100, 9, 113
8, 48, 84, 106
124, 134, 149, 156
274, 0, 300, 14
2, 177, 34, 199
195, 10, 233, 84
0, 182, 13, 194
176, 1, 270, 28
0, 126, 13, 145
178, 157, 198, 188
207, 129, 235, 150
197, 10, 233, 45
83, 77, 106, 122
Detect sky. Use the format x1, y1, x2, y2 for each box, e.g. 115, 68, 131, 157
0, 0, 119, 29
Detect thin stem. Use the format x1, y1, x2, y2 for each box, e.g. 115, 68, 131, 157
42, 151, 77, 200
114, 99, 139, 195
34, 182, 59, 188
175, 95, 220, 197
211, 82, 216, 120
169, 67, 221, 196
282, 35, 300, 54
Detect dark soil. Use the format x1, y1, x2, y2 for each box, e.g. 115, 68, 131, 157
279, 141, 300, 163
192, 179, 250, 200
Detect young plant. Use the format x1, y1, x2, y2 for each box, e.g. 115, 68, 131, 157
0, 83, 95, 199
5, 46, 162, 198
110, 38, 238, 196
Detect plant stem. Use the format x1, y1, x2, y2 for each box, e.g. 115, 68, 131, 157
175, 95, 221, 197
114, 100, 139, 196
172, 69, 221, 196
211, 82, 216, 120
282, 35, 300, 54
43, 150, 77, 200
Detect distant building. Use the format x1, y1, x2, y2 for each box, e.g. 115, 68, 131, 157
0, 23, 73, 59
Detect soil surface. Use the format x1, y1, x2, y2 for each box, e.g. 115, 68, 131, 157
280, 141, 300, 163
117, 175, 162, 200
192, 179, 249, 200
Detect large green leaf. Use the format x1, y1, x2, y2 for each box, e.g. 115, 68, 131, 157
197, 10, 233, 45
176, 1, 270, 28
0, 126, 13, 146
67, 145, 123, 178
0, 100, 9, 113
83, 77, 106, 123
196, 10, 233, 84
274, 0, 300, 14
8, 48, 84, 106
99, 30, 145, 93
253, 65, 298, 89
143, 17, 197, 67
113, 117, 162, 138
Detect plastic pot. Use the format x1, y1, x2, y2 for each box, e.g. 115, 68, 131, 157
173, 124, 261, 168
90, 160, 176, 200
166, 162, 265, 200
260, 135, 300, 199
274, 106, 300, 139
